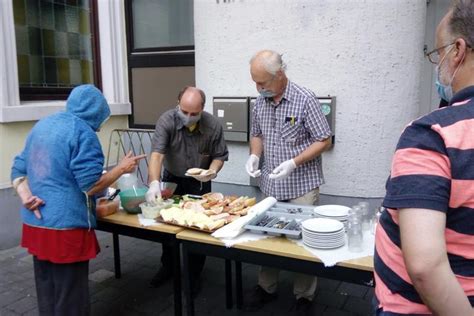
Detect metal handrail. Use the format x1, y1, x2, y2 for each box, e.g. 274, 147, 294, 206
105, 128, 154, 185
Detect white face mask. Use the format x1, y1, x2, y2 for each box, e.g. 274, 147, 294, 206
177, 107, 201, 127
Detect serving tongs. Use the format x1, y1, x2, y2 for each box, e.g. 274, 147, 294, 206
107, 189, 121, 201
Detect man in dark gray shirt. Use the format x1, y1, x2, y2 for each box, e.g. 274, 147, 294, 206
146, 86, 229, 292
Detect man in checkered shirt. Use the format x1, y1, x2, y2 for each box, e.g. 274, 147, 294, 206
245, 50, 332, 313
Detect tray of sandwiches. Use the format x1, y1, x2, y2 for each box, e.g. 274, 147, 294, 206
156, 192, 257, 233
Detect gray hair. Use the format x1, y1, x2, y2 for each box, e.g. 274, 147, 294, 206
250, 50, 287, 75
449, 0, 474, 47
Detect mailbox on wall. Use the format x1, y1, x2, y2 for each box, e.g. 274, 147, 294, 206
213, 97, 249, 142
318, 96, 336, 145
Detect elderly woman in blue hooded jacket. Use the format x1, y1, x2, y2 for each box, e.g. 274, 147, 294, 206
11, 84, 145, 315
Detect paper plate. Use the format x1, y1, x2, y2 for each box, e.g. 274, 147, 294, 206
314, 205, 351, 218
303, 240, 345, 249
302, 218, 344, 233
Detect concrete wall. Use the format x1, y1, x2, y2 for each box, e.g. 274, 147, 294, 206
195, 0, 427, 198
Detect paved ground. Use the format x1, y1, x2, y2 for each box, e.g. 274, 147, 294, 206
0, 231, 374, 316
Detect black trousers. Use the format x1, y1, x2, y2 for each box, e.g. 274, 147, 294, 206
161, 170, 210, 276
33, 256, 90, 316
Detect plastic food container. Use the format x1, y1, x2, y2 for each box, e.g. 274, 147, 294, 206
117, 173, 139, 191
119, 188, 147, 214
139, 200, 174, 219
244, 202, 317, 239
96, 197, 119, 218
160, 182, 177, 199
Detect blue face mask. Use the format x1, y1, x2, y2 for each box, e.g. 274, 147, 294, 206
435, 66, 453, 102
259, 89, 276, 98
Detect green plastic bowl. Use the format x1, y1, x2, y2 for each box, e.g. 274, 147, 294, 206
119, 188, 147, 214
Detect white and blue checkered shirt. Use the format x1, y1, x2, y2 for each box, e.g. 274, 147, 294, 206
251, 81, 332, 200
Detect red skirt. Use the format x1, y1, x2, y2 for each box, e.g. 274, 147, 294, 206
21, 224, 100, 264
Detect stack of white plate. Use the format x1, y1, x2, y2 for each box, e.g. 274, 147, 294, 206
301, 218, 345, 249
313, 205, 350, 223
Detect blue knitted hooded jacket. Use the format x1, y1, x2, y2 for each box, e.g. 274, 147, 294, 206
11, 85, 111, 229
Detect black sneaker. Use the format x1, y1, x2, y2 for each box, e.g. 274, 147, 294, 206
290, 298, 313, 315
244, 285, 277, 312
149, 267, 172, 288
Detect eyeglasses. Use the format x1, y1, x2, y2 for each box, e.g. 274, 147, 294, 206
425, 40, 473, 64
425, 42, 455, 64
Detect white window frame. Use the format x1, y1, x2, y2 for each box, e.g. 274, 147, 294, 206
0, 1, 131, 123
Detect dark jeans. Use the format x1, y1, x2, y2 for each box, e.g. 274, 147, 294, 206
33, 256, 90, 316
160, 170, 210, 276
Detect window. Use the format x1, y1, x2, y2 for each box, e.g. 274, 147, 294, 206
125, 0, 195, 128
12, 0, 101, 101
131, 0, 194, 51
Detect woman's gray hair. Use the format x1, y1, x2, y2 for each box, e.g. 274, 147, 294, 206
250, 50, 287, 75
449, 0, 474, 47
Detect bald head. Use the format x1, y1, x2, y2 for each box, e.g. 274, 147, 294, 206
436, 10, 453, 48
249, 50, 288, 100
178, 86, 206, 116
250, 50, 286, 76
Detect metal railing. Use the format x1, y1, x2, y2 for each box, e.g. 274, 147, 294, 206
105, 129, 154, 185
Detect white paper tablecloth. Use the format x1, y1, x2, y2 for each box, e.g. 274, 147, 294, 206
137, 214, 163, 227
294, 231, 375, 267
219, 231, 272, 248
212, 197, 277, 239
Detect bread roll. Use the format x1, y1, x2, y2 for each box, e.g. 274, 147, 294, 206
200, 169, 215, 176
187, 168, 204, 175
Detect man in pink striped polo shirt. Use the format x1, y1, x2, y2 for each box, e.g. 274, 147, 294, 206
374, 0, 474, 315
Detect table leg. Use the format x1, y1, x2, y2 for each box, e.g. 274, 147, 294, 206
235, 260, 243, 309
183, 243, 194, 316
112, 233, 121, 278
225, 259, 233, 309
172, 241, 182, 316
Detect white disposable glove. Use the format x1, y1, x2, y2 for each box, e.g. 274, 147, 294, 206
191, 169, 217, 182
145, 180, 161, 204
269, 159, 297, 180
245, 154, 261, 178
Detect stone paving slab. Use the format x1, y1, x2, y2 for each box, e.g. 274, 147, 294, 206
0, 233, 373, 315
343, 296, 373, 315
88, 269, 115, 283
5, 295, 37, 314
337, 282, 370, 298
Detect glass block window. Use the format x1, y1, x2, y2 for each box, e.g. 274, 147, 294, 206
13, 0, 100, 100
